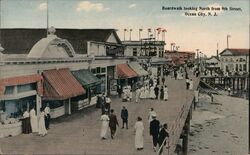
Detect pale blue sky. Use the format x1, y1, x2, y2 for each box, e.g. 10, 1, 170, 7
0, 0, 249, 56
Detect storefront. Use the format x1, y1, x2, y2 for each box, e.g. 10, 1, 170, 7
42, 68, 85, 118
128, 62, 149, 86
71, 69, 102, 110
0, 74, 43, 137
116, 63, 138, 91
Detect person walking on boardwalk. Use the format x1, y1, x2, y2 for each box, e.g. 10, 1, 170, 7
189, 79, 193, 90
109, 109, 119, 139
154, 85, 159, 100
186, 78, 190, 90
44, 103, 51, 130
38, 108, 47, 137
134, 116, 144, 150
163, 85, 168, 101
22, 109, 32, 134
149, 85, 156, 99
150, 114, 160, 152
140, 86, 145, 99
135, 87, 141, 103
148, 108, 157, 123
30, 107, 38, 133
160, 86, 164, 100
121, 106, 128, 129
158, 123, 169, 155
100, 111, 109, 139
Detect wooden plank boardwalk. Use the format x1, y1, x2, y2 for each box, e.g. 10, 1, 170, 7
0, 74, 199, 155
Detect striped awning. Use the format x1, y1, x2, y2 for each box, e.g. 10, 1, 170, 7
116, 64, 138, 79
0, 74, 43, 96
128, 62, 149, 76
42, 68, 85, 100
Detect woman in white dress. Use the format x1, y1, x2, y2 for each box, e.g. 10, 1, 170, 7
38, 109, 47, 136
30, 108, 38, 133
100, 112, 110, 139
164, 85, 169, 101
134, 117, 144, 150
149, 86, 156, 99
189, 79, 193, 90
144, 85, 150, 99
139, 86, 145, 99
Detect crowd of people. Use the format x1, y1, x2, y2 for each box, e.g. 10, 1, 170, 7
21, 104, 51, 137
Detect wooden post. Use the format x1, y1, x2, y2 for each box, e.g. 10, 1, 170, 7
182, 110, 191, 155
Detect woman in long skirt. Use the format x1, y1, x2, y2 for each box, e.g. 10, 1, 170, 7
164, 86, 168, 101
189, 79, 193, 90
160, 86, 164, 100
38, 109, 47, 136
144, 85, 150, 99
149, 86, 156, 99
22, 109, 32, 134
134, 117, 144, 150
139, 86, 145, 99
30, 107, 38, 133
100, 112, 110, 139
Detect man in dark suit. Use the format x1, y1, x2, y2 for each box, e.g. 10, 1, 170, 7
158, 123, 169, 155
109, 109, 119, 139
121, 106, 128, 129
150, 114, 160, 152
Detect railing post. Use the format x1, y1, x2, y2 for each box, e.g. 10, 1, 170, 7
182, 109, 191, 155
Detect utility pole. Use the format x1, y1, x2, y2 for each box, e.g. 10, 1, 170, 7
227, 35, 231, 49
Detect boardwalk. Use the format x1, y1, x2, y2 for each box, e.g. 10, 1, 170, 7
0, 75, 199, 155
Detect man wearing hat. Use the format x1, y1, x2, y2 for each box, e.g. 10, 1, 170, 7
150, 113, 160, 152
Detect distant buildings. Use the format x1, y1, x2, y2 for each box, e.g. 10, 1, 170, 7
219, 48, 249, 74
122, 40, 165, 57
165, 50, 195, 65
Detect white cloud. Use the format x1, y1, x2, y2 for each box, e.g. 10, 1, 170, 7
38, 2, 47, 11
76, 1, 110, 12
128, 4, 136, 9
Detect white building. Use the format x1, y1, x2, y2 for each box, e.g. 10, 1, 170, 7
205, 56, 221, 76
219, 48, 249, 74
122, 40, 165, 57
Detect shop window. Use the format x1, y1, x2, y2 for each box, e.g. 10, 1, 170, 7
46, 100, 64, 109
243, 64, 247, 71
91, 68, 96, 74
4, 86, 14, 95
17, 83, 36, 93
96, 67, 101, 73
133, 48, 137, 56
101, 67, 106, 73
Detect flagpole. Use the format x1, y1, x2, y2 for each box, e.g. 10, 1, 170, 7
124, 29, 125, 41
46, 0, 49, 36
129, 29, 132, 41
139, 29, 140, 40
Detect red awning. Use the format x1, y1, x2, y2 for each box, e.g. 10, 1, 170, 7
117, 64, 138, 79
42, 68, 85, 100
0, 74, 43, 96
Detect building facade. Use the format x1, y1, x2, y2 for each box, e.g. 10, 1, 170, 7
165, 50, 196, 65
219, 48, 249, 75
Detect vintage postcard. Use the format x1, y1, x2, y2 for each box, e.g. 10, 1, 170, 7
0, 0, 249, 155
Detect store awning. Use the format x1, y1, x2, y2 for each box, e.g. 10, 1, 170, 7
0, 74, 43, 96
42, 68, 85, 100
72, 69, 102, 88
128, 62, 149, 76
116, 64, 138, 79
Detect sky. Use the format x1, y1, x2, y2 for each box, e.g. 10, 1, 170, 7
0, 0, 249, 57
